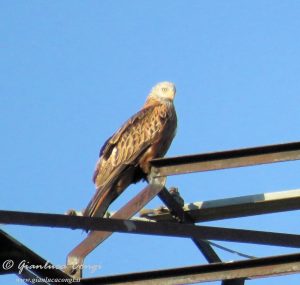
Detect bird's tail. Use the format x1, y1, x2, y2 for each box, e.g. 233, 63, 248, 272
83, 184, 118, 218
83, 166, 137, 219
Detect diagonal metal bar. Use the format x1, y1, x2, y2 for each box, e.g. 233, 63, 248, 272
158, 188, 221, 263
158, 188, 244, 285
0, 230, 75, 284
66, 178, 166, 278
150, 141, 300, 177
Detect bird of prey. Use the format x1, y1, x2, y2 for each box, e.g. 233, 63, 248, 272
83, 82, 177, 218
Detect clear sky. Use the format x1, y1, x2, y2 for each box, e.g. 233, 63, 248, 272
1, 1, 300, 284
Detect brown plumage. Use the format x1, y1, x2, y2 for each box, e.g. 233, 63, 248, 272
83, 82, 177, 218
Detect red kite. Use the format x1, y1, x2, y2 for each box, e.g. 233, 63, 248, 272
84, 82, 177, 218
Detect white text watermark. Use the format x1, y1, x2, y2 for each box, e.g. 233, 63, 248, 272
2, 259, 102, 275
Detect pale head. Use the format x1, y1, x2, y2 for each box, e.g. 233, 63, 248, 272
147, 81, 176, 102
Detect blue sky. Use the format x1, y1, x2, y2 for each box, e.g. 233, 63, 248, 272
1, 1, 300, 284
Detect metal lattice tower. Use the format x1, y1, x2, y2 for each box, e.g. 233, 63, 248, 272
1, 141, 300, 284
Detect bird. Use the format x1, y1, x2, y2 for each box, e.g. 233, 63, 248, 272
83, 81, 177, 218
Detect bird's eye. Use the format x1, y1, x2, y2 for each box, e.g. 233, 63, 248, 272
162, 87, 168, 92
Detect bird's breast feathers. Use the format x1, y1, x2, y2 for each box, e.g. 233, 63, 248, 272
93, 101, 176, 188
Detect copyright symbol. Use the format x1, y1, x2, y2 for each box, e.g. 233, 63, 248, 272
2, 260, 14, 270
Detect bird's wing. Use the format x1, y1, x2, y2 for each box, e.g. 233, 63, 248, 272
85, 102, 176, 217
93, 102, 173, 187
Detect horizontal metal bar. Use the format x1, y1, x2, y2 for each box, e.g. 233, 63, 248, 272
222, 279, 245, 285
1, 210, 300, 248
141, 189, 300, 222
150, 141, 300, 177
81, 252, 300, 285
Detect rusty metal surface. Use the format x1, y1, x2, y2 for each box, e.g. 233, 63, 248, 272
66, 178, 166, 278
71, 224, 300, 248
141, 189, 300, 223
81, 252, 300, 285
1, 209, 300, 249
150, 141, 300, 177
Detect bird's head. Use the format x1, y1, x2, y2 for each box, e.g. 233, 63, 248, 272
146, 82, 176, 103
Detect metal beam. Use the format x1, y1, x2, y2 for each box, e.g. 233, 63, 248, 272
0, 230, 74, 284
66, 179, 166, 278
150, 141, 300, 177
1, 210, 300, 248
158, 188, 222, 263
222, 279, 245, 285
141, 189, 300, 222
80, 252, 300, 285
158, 188, 245, 285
